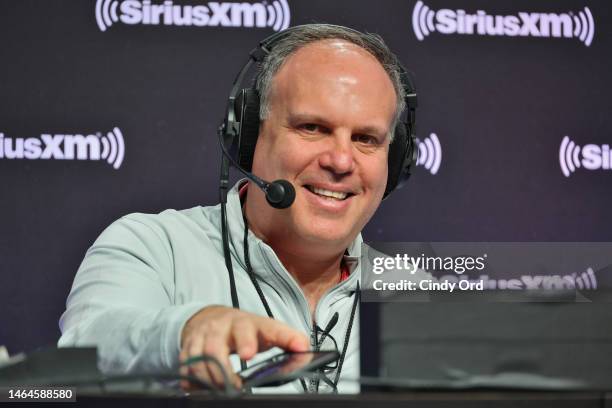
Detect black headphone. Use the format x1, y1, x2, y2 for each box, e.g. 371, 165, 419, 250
219, 24, 418, 203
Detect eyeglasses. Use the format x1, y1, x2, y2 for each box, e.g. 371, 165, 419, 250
303, 287, 360, 394
305, 322, 340, 393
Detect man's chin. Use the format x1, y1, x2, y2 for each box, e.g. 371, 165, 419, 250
297, 223, 358, 250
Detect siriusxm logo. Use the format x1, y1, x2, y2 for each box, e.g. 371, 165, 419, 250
0, 128, 125, 169
416, 133, 442, 175
440, 267, 598, 290
96, 0, 290, 32
412, 1, 595, 47
559, 136, 611, 177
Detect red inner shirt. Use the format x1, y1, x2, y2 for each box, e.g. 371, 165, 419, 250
339, 260, 351, 282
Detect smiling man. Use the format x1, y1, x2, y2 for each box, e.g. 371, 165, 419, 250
59, 24, 409, 394
245, 36, 397, 310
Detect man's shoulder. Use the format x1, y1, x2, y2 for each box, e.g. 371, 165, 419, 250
122, 203, 219, 228
99, 203, 223, 248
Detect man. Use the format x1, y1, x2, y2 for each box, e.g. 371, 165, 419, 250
59, 24, 406, 393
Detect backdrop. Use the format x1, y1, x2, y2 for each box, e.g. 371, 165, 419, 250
1, 0, 611, 354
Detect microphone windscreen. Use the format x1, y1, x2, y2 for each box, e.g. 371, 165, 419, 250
266, 179, 296, 209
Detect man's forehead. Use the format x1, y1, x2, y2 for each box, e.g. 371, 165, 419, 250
300, 38, 372, 55
270, 39, 394, 98
267, 39, 397, 126
283, 39, 382, 70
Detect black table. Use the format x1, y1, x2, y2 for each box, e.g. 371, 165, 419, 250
67, 391, 612, 408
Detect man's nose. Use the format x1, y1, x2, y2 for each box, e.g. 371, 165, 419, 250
318, 133, 356, 175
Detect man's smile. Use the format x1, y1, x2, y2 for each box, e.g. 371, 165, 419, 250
304, 184, 356, 201
301, 182, 360, 213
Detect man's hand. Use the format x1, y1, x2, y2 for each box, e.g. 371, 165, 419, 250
179, 305, 310, 390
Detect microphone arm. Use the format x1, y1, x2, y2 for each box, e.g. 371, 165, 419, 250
218, 124, 296, 209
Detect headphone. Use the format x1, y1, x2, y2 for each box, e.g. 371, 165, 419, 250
219, 24, 418, 203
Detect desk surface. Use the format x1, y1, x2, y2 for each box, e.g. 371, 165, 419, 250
72, 391, 612, 408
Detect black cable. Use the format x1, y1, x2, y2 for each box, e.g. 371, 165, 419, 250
242, 214, 274, 319
242, 216, 309, 392
332, 282, 360, 390
181, 354, 240, 396
219, 154, 247, 374
311, 313, 339, 392
221, 202, 240, 310
220, 156, 240, 312
60, 369, 232, 397
95, 373, 216, 393
241, 215, 359, 394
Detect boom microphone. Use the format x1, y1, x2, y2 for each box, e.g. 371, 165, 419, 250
264, 179, 296, 209
241, 171, 296, 209
218, 124, 295, 209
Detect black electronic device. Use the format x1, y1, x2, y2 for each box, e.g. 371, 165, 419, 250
0, 347, 101, 386
361, 297, 612, 391
239, 350, 340, 389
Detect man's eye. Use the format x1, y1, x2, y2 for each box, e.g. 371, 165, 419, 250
354, 134, 380, 145
300, 123, 320, 132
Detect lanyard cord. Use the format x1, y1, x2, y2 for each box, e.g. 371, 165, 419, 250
333, 281, 359, 389
241, 213, 360, 393
241, 214, 308, 390
242, 213, 274, 319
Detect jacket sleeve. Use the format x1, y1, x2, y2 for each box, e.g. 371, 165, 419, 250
58, 214, 207, 374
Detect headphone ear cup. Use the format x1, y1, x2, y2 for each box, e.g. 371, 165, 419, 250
236, 88, 261, 172
384, 122, 411, 199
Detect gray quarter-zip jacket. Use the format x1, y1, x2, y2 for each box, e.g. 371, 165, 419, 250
58, 181, 361, 393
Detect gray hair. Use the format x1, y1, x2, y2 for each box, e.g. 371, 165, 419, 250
254, 24, 406, 140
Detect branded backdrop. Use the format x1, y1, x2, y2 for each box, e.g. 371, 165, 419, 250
1, 0, 611, 354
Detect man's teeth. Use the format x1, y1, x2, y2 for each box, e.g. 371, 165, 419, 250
310, 187, 348, 200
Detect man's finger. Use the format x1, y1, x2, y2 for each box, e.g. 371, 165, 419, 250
232, 317, 258, 360
186, 332, 215, 388
255, 317, 310, 352
179, 349, 191, 390
203, 332, 235, 387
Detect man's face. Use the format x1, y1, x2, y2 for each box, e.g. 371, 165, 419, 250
246, 40, 397, 255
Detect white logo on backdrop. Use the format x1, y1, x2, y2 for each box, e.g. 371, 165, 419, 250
440, 267, 598, 290
95, 0, 290, 32
412, 1, 595, 46
416, 133, 442, 175
559, 136, 611, 177
0, 127, 125, 169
